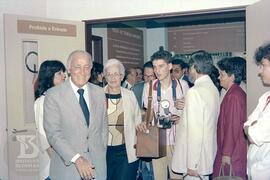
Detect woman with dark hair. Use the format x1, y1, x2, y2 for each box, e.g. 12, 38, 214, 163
35, 60, 66, 99
89, 62, 105, 87
213, 57, 247, 179
34, 60, 66, 180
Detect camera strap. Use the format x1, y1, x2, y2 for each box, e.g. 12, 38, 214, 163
156, 79, 178, 117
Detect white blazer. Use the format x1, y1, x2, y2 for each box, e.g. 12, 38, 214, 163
172, 75, 220, 175
244, 91, 270, 179
34, 95, 50, 180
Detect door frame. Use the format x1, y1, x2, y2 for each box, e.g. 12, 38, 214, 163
84, 6, 246, 57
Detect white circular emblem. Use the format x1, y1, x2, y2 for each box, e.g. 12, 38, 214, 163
160, 100, 170, 109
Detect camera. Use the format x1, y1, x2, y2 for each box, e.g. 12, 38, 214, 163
158, 115, 173, 129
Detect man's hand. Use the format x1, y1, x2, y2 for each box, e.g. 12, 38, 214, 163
75, 156, 95, 180
170, 114, 181, 124
187, 168, 199, 177
174, 98, 185, 110
222, 155, 231, 165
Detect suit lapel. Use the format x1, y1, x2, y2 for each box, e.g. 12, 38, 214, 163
87, 83, 97, 129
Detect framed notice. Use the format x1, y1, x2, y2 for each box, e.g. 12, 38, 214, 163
168, 22, 245, 54
107, 26, 144, 68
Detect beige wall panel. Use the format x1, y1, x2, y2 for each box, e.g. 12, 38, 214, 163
246, 0, 270, 114
4, 14, 84, 180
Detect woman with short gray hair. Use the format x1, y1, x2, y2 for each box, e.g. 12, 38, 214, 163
103, 59, 144, 180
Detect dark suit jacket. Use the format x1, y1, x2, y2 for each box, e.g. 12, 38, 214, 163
43, 80, 108, 180
132, 81, 145, 108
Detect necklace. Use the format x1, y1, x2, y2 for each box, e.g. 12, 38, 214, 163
107, 88, 121, 106
109, 96, 120, 105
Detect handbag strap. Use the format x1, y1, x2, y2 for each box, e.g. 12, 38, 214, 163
219, 163, 234, 176
144, 80, 155, 127
183, 174, 203, 180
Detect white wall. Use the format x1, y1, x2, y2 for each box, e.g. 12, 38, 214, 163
145, 28, 167, 61
92, 28, 108, 62
246, 0, 270, 114
0, 1, 46, 179
46, 0, 260, 21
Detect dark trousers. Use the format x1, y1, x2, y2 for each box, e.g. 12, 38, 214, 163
107, 144, 139, 180
137, 158, 154, 180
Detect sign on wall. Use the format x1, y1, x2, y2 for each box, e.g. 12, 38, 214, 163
107, 27, 144, 68
168, 22, 245, 53
17, 20, 77, 37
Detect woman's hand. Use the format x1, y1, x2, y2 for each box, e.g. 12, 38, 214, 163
46, 147, 53, 158
136, 122, 148, 133
222, 155, 231, 165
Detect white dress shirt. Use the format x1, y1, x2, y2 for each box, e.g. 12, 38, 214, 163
69, 78, 90, 163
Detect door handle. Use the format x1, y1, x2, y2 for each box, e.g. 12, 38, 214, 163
11, 129, 28, 142
12, 128, 28, 134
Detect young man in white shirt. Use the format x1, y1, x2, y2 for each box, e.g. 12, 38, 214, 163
143, 47, 189, 180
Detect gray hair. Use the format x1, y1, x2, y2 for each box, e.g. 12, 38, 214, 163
104, 59, 125, 79
67, 50, 93, 69
189, 50, 213, 75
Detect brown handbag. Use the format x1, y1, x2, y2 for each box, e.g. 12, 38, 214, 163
136, 80, 167, 158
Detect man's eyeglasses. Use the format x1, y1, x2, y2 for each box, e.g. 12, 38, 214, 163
172, 68, 182, 73
143, 75, 155, 78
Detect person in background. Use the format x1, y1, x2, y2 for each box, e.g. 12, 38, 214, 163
213, 57, 247, 179
182, 61, 194, 87
143, 47, 189, 180
244, 43, 270, 179
133, 61, 156, 108
132, 61, 156, 180
104, 59, 143, 180
122, 67, 138, 90
172, 50, 219, 180
34, 60, 66, 180
171, 58, 193, 87
89, 62, 105, 87
135, 66, 143, 83
209, 65, 222, 93
43, 50, 108, 180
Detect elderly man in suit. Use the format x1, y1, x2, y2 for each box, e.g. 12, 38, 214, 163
43, 50, 108, 180
172, 50, 220, 179
122, 67, 138, 90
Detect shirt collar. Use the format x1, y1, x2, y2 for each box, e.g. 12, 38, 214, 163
69, 78, 88, 93
194, 75, 210, 85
